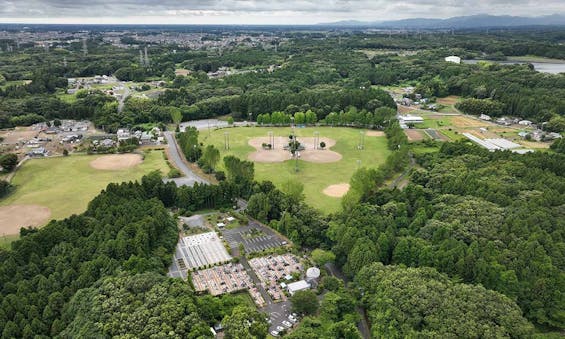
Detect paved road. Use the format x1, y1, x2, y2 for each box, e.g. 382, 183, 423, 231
325, 263, 371, 339
389, 151, 415, 190
163, 131, 209, 186
117, 82, 130, 113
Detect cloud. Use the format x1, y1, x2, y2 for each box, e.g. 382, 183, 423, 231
0, 0, 563, 24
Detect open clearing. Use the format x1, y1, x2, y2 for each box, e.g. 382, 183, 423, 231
0, 205, 51, 236
366, 131, 385, 137
90, 153, 143, 170
436, 95, 460, 105
0, 150, 169, 224
202, 127, 390, 212
323, 183, 350, 197
404, 129, 426, 141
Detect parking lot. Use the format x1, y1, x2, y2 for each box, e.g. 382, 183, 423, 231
222, 221, 287, 253
262, 300, 296, 335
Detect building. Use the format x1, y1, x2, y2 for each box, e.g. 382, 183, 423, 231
445, 56, 461, 64
479, 114, 492, 121
286, 280, 310, 295
306, 267, 320, 284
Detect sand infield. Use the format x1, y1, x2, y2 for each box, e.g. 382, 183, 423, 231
0, 204, 52, 235
248, 136, 341, 163
89, 154, 143, 170
323, 183, 350, 197
366, 131, 385, 137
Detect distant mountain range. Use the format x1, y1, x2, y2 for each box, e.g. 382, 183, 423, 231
321, 14, 565, 29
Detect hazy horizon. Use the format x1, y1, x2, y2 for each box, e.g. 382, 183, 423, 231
1, 0, 564, 25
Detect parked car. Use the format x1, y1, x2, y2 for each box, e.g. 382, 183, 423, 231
271, 330, 280, 337
288, 316, 297, 324
276, 326, 285, 332
282, 320, 292, 328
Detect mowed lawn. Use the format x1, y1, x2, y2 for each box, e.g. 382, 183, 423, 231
201, 126, 390, 213
0, 150, 169, 221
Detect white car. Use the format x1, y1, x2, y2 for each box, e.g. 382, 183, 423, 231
271, 330, 280, 337
288, 316, 297, 324
276, 326, 285, 332
282, 320, 292, 328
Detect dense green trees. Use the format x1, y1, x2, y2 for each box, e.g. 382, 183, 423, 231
291, 290, 319, 316
455, 98, 504, 116
61, 273, 212, 338
0, 153, 18, 172
356, 263, 534, 338
0, 176, 180, 337
222, 306, 268, 339
329, 143, 565, 330
198, 145, 221, 173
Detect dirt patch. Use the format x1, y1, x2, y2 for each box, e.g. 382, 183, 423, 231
323, 183, 350, 198
0, 205, 51, 235
451, 116, 490, 128
0, 127, 38, 145
366, 131, 385, 137
404, 129, 425, 141
437, 96, 460, 105
519, 141, 551, 149
248, 136, 340, 164
90, 154, 143, 170
300, 149, 342, 163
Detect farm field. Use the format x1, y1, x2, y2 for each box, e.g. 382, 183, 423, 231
0, 150, 169, 237
201, 126, 390, 212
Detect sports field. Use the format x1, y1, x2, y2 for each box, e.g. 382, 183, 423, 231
0, 150, 169, 237
201, 126, 390, 212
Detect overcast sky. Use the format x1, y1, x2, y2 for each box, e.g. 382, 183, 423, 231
1, 0, 564, 25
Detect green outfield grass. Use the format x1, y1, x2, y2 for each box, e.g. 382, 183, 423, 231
0, 150, 169, 221
201, 126, 390, 213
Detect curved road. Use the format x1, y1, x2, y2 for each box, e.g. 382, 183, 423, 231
163, 131, 209, 186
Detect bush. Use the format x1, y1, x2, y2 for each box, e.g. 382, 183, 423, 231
215, 171, 226, 181
168, 168, 182, 178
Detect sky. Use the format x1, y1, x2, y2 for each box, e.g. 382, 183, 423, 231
0, 0, 564, 25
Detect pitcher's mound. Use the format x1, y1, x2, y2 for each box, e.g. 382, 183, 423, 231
323, 183, 350, 197
90, 154, 143, 170
0, 205, 51, 235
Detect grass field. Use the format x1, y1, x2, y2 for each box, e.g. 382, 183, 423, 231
0, 150, 169, 221
201, 126, 390, 213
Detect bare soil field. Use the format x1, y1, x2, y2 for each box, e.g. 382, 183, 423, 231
520, 141, 551, 149
323, 183, 350, 197
366, 131, 385, 137
404, 129, 426, 141
0, 205, 51, 235
437, 96, 460, 105
0, 127, 38, 144
89, 154, 143, 170
451, 116, 490, 128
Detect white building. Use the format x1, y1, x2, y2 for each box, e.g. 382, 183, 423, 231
479, 114, 492, 121
287, 280, 311, 295
445, 56, 461, 64
399, 115, 424, 124
519, 120, 533, 126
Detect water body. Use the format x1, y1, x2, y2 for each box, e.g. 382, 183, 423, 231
463, 60, 565, 74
